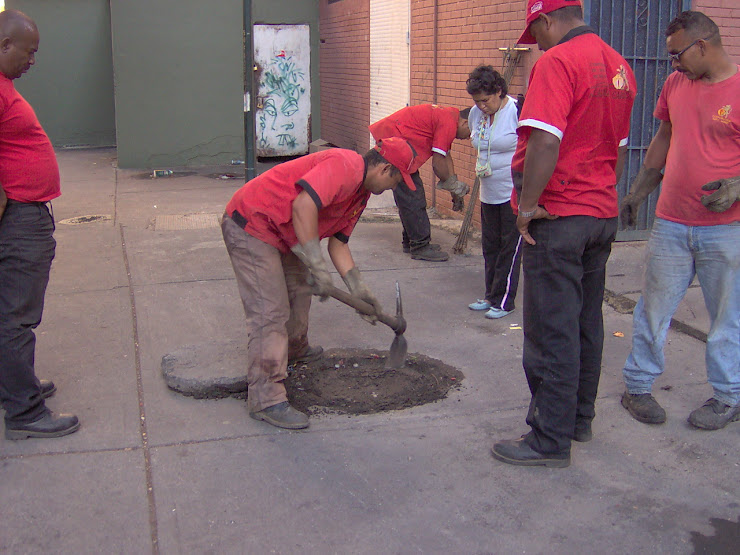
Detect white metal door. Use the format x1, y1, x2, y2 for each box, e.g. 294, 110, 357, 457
254, 24, 311, 157
369, 0, 410, 148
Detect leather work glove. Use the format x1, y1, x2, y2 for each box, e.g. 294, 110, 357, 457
701, 175, 740, 213
342, 267, 382, 325
620, 166, 663, 227
436, 174, 470, 197
451, 192, 465, 212
290, 238, 333, 301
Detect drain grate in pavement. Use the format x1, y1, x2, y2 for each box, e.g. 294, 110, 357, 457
154, 213, 221, 230
58, 215, 112, 225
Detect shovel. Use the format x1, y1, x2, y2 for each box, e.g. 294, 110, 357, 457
327, 281, 408, 369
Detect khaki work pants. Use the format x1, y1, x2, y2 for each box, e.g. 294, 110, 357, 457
221, 215, 312, 412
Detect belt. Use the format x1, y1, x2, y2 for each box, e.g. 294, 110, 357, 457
6, 198, 49, 206
230, 209, 248, 228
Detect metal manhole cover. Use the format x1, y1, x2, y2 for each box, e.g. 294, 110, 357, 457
155, 213, 221, 230
58, 215, 112, 225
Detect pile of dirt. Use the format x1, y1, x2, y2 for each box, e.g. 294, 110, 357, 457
285, 348, 464, 415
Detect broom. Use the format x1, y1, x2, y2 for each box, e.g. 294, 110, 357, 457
452, 176, 480, 254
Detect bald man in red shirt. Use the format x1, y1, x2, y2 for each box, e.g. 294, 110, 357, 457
0, 10, 79, 440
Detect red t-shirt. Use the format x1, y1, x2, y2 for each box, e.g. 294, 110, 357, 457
225, 149, 370, 253
0, 74, 60, 203
369, 104, 459, 174
511, 31, 636, 218
655, 68, 740, 226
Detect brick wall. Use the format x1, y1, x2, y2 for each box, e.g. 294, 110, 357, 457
319, 0, 371, 152
410, 0, 527, 220
692, 2, 740, 61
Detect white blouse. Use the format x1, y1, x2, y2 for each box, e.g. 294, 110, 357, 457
468, 97, 519, 205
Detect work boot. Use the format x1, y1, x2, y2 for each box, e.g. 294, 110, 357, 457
403, 243, 441, 254
573, 420, 592, 442
491, 438, 570, 468
250, 402, 309, 430
288, 345, 323, 367
621, 391, 666, 424
40, 379, 56, 399
410, 244, 449, 261
687, 398, 740, 430
5, 412, 80, 440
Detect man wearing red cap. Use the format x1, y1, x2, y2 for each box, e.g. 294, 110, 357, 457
369, 105, 471, 261
491, 0, 636, 467
221, 138, 415, 429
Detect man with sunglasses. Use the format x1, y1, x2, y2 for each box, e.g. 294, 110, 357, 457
620, 11, 739, 430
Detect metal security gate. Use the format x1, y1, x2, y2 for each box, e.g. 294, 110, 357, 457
586, 0, 691, 240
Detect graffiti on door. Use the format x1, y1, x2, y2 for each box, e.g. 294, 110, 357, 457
254, 25, 311, 157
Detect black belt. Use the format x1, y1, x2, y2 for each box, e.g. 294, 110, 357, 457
230, 209, 248, 228
6, 198, 49, 206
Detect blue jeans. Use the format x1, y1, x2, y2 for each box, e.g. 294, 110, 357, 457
623, 218, 740, 407
0, 201, 56, 423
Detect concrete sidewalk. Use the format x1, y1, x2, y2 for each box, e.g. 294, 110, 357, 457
1, 149, 736, 554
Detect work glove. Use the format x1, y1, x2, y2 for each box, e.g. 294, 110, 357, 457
436, 174, 470, 197
290, 238, 333, 301
451, 192, 465, 212
620, 166, 663, 227
342, 267, 382, 325
701, 175, 740, 213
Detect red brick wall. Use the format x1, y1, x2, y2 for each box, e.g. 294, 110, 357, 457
319, 0, 371, 152
410, 0, 528, 220
692, 2, 740, 61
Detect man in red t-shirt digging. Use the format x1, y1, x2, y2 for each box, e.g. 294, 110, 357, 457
491, 0, 636, 468
0, 10, 80, 440
369, 104, 471, 261
222, 138, 416, 429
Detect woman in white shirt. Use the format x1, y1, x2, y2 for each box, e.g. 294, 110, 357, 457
466, 65, 522, 319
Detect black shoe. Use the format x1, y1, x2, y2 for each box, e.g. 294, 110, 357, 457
40, 379, 56, 399
410, 244, 449, 261
5, 412, 80, 440
491, 438, 570, 468
403, 243, 441, 254
250, 402, 309, 430
288, 345, 323, 367
573, 421, 592, 442
621, 391, 666, 424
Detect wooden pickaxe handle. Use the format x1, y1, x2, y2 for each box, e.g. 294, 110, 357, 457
327, 285, 404, 333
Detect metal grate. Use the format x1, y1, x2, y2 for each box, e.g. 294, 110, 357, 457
154, 213, 221, 231
586, 0, 690, 239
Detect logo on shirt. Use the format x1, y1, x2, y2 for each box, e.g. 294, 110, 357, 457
612, 65, 630, 91
713, 104, 732, 125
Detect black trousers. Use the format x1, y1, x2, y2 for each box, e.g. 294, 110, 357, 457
480, 201, 522, 311
521, 215, 617, 455
393, 171, 431, 250
0, 201, 55, 423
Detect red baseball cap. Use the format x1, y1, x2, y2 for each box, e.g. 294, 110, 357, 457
517, 0, 583, 44
374, 137, 417, 191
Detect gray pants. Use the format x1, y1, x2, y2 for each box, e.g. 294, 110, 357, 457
221, 214, 312, 412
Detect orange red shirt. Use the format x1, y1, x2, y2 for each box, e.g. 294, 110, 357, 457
225, 149, 370, 253
511, 29, 636, 218
369, 104, 459, 174
655, 67, 740, 226
0, 74, 60, 203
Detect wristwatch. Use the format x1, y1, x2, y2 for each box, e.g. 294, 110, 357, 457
518, 206, 537, 218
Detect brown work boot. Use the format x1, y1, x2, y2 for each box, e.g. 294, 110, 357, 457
621, 391, 666, 424
410, 244, 449, 261
288, 345, 323, 367
250, 402, 309, 430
